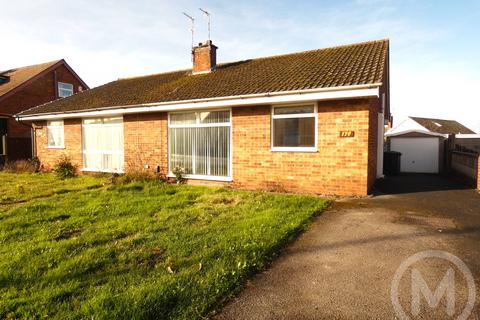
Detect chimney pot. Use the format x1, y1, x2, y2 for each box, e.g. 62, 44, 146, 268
192, 41, 217, 74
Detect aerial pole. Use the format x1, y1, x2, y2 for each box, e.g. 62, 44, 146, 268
199, 8, 211, 41
182, 12, 195, 48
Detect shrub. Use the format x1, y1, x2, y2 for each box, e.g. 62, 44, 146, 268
30, 156, 41, 172
172, 166, 185, 184
53, 156, 77, 179
2, 160, 37, 173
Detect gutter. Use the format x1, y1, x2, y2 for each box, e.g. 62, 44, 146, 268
16, 83, 381, 121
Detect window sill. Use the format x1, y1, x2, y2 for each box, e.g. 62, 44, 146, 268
82, 168, 124, 174
167, 174, 233, 182
47, 146, 65, 149
271, 147, 318, 153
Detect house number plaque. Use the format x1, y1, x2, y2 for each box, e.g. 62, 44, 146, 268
339, 131, 355, 138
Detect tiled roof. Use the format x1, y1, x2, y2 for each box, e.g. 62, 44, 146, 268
0, 60, 61, 98
410, 117, 476, 134
19, 39, 388, 116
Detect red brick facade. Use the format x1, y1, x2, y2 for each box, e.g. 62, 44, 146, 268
33, 96, 383, 196
0, 62, 86, 161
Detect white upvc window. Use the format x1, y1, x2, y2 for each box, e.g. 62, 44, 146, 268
47, 120, 64, 148
58, 82, 73, 98
271, 104, 318, 152
82, 117, 124, 173
0, 134, 6, 156
168, 109, 232, 181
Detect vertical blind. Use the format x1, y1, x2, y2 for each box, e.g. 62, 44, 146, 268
169, 110, 231, 178
82, 117, 124, 172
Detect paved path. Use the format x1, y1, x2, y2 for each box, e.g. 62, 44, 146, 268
217, 174, 480, 319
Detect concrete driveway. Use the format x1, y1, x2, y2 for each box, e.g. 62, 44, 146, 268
217, 174, 480, 319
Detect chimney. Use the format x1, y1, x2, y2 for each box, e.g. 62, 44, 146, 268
192, 40, 217, 74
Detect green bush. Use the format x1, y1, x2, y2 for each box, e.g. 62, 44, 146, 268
53, 156, 77, 179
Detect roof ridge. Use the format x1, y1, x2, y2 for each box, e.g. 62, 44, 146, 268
115, 39, 389, 83
410, 116, 457, 122
234, 38, 389, 62
1, 59, 62, 75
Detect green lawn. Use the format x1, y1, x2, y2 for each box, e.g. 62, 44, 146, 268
0, 172, 328, 320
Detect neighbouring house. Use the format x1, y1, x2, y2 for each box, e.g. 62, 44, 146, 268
16, 39, 390, 196
0, 60, 88, 164
385, 116, 480, 174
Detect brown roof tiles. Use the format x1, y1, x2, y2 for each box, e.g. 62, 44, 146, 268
19, 39, 389, 116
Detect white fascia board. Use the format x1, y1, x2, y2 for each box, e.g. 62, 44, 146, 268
387, 117, 427, 135
456, 134, 480, 139
385, 129, 448, 138
17, 84, 380, 121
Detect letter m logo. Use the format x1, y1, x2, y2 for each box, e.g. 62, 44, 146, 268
411, 267, 456, 316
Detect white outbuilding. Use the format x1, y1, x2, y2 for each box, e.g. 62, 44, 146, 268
385, 117, 478, 174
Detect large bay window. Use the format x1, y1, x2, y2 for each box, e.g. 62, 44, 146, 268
271, 104, 317, 151
168, 110, 231, 180
82, 117, 124, 172
47, 120, 64, 148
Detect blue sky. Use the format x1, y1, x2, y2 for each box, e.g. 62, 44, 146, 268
2, 0, 480, 131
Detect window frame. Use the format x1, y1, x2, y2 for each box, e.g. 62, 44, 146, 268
0, 134, 6, 156
271, 103, 318, 152
58, 82, 74, 98
81, 116, 125, 173
167, 108, 233, 181
47, 120, 65, 149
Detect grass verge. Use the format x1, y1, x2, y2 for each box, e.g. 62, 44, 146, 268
0, 172, 328, 319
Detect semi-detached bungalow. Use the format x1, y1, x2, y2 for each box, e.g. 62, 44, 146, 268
16, 39, 390, 196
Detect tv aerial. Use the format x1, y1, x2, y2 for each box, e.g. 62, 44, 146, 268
182, 12, 195, 48
199, 8, 211, 41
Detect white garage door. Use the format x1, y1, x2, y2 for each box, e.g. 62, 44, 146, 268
390, 137, 439, 173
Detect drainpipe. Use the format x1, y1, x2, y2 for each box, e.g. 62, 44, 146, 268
54, 70, 58, 99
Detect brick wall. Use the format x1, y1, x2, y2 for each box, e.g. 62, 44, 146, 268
123, 113, 168, 173
1, 64, 86, 160
34, 97, 380, 196
33, 119, 83, 171
231, 99, 374, 195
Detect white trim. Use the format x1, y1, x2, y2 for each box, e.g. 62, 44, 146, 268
81, 116, 125, 173
81, 168, 125, 174
271, 147, 318, 152
17, 85, 380, 120
0, 134, 6, 156
167, 174, 232, 182
457, 134, 480, 139
168, 123, 231, 128
271, 103, 318, 152
167, 108, 233, 181
58, 82, 73, 98
47, 120, 65, 148
385, 129, 447, 138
